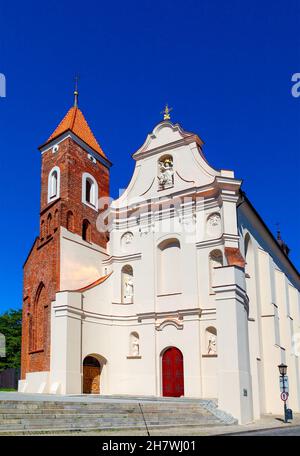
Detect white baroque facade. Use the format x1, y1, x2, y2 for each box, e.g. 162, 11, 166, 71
20, 119, 300, 424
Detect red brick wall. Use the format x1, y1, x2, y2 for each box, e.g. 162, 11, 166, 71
40, 137, 109, 247
21, 229, 60, 378
21, 136, 110, 379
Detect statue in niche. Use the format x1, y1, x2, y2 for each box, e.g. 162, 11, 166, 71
124, 277, 134, 302
131, 336, 140, 356
158, 157, 174, 189
207, 334, 217, 355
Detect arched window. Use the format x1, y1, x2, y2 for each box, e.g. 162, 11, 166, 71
209, 249, 223, 293
47, 213, 52, 237
82, 219, 91, 242
54, 209, 59, 231
205, 326, 217, 355
244, 233, 256, 319
30, 282, 46, 352
129, 332, 140, 356
86, 179, 93, 204
82, 173, 98, 209
40, 220, 45, 240
67, 211, 74, 232
157, 238, 181, 294
48, 166, 60, 203
245, 233, 251, 277
121, 265, 134, 303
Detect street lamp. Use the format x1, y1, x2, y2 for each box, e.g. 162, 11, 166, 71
278, 363, 288, 423
278, 363, 287, 376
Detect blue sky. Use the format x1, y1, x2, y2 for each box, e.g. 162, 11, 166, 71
0, 0, 299, 313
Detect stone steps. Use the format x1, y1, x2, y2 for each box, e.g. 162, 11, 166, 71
0, 411, 212, 418
0, 418, 221, 429
0, 397, 236, 434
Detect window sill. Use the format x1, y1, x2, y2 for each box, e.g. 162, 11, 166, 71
202, 354, 217, 358
157, 292, 182, 297
82, 201, 98, 212
126, 356, 141, 359
112, 301, 134, 305
47, 196, 59, 205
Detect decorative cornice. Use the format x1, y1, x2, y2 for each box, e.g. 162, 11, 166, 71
102, 252, 142, 265
137, 308, 201, 322
39, 131, 112, 168
196, 237, 224, 250
155, 319, 184, 331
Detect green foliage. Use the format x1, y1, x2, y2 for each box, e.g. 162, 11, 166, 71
0, 309, 22, 372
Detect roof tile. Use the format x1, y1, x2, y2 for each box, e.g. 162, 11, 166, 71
47, 106, 106, 158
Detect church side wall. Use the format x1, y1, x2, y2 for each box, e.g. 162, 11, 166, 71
238, 203, 300, 415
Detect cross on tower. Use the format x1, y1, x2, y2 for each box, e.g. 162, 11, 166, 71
161, 104, 173, 120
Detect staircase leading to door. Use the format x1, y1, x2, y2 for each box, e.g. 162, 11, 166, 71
0, 394, 237, 434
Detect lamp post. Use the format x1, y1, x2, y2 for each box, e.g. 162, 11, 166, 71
278, 363, 288, 423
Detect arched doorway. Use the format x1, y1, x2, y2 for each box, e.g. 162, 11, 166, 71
162, 347, 184, 397
83, 356, 100, 394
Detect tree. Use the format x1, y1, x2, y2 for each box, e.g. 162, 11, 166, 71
0, 308, 22, 372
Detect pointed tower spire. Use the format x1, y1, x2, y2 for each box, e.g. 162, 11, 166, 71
74, 76, 79, 107
43, 82, 109, 160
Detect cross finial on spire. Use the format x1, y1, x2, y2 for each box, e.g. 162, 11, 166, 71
74, 75, 79, 107
276, 222, 281, 240
161, 104, 172, 121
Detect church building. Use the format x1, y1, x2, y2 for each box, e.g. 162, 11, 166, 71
20, 93, 300, 424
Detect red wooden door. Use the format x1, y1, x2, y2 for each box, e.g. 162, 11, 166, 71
162, 347, 184, 397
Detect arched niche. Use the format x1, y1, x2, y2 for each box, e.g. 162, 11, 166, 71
157, 238, 181, 294
209, 249, 223, 293
121, 265, 134, 303
82, 219, 91, 242
157, 154, 174, 190
129, 332, 140, 356
205, 326, 217, 355
66, 211, 74, 232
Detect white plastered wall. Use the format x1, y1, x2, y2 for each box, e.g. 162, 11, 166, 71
238, 203, 300, 415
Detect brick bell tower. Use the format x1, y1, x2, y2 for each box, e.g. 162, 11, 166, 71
21, 87, 111, 380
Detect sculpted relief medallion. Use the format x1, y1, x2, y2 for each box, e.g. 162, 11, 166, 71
121, 232, 133, 251
206, 213, 221, 237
